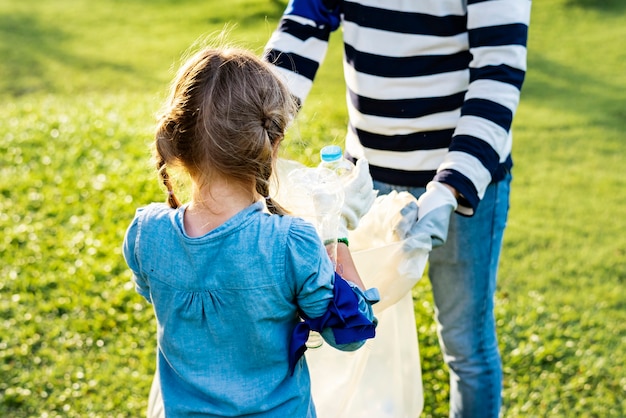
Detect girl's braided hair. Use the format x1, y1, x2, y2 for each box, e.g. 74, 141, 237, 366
154, 46, 297, 215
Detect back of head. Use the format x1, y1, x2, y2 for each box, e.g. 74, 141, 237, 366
154, 46, 297, 213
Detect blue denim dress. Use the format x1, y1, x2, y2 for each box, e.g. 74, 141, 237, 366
123, 201, 376, 417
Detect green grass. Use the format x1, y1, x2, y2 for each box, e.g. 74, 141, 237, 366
1, 0, 625, 416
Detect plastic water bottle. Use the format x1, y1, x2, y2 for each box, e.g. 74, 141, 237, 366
315, 145, 356, 266
301, 149, 353, 350
286, 163, 344, 268
311, 169, 344, 269
319, 145, 355, 180
290, 147, 353, 349
315, 145, 355, 268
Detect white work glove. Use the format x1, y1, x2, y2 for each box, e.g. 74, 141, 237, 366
409, 181, 458, 249
394, 199, 418, 240
338, 158, 377, 238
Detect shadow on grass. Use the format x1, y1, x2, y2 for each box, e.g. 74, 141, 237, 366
205, 0, 286, 25
0, 12, 135, 97
523, 51, 626, 131
566, 0, 626, 13
0, 13, 65, 96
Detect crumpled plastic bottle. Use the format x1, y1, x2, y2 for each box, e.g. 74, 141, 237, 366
286, 154, 347, 268
318, 145, 355, 179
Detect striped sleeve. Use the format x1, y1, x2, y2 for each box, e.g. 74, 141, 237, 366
264, 0, 342, 102
435, 0, 531, 215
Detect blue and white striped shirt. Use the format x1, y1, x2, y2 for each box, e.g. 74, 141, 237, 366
265, 0, 531, 215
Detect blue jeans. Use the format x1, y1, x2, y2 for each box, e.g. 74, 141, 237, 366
373, 174, 511, 418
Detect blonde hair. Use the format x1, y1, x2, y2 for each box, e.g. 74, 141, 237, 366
154, 46, 297, 215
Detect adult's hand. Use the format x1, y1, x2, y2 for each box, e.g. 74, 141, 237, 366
409, 181, 458, 249
338, 158, 377, 237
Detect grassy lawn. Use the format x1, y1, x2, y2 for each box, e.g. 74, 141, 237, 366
1, 0, 624, 416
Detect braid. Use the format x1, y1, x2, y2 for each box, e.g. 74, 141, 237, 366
151, 47, 298, 214
157, 159, 181, 209
256, 176, 288, 216
265, 196, 289, 216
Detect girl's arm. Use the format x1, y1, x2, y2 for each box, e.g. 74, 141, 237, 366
335, 242, 366, 290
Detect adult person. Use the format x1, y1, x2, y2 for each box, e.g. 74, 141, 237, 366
264, 1, 531, 416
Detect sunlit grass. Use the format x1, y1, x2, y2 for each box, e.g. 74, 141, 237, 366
1, 0, 625, 416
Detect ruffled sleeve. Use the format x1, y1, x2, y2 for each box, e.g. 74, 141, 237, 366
284, 218, 337, 318
122, 207, 152, 303
288, 272, 380, 374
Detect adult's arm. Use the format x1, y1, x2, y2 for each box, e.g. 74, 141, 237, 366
435, 0, 532, 215
264, 0, 342, 103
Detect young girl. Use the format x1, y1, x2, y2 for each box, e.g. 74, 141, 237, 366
123, 46, 378, 417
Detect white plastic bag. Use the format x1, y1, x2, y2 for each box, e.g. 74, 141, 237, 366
306, 292, 423, 418
275, 159, 428, 418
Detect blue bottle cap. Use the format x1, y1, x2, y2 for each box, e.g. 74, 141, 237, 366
320, 145, 343, 163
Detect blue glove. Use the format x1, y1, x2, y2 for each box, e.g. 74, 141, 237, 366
409, 181, 458, 249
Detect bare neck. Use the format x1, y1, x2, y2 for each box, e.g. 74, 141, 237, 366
184, 179, 257, 237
